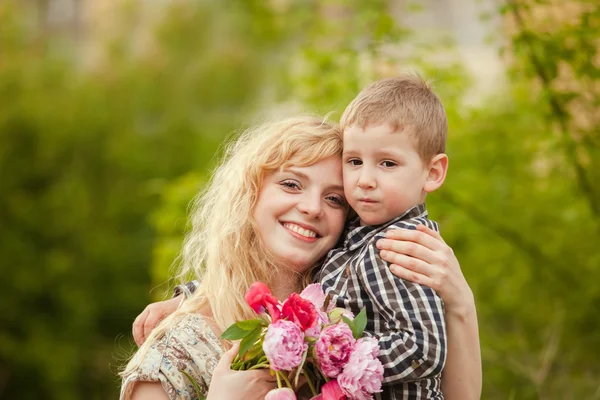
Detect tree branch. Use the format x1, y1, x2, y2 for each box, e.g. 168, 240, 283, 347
507, 0, 599, 218
441, 190, 576, 290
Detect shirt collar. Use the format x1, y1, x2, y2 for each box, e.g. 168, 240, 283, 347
343, 203, 428, 251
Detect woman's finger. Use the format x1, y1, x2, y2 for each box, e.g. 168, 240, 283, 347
377, 237, 437, 264
390, 264, 435, 289
132, 308, 149, 346
379, 228, 440, 253
249, 368, 278, 383
381, 252, 436, 277
415, 223, 446, 245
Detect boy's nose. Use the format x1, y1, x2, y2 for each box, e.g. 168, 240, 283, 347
357, 170, 376, 190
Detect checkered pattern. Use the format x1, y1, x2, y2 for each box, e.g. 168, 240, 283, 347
318, 204, 446, 400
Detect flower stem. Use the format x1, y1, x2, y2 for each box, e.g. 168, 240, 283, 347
248, 363, 270, 370
279, 370, 293, 388
276, 370, 282, 388
303, 372, 317, 397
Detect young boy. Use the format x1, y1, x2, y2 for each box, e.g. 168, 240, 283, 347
317, 74, 449, 399
139, 74, 449, 399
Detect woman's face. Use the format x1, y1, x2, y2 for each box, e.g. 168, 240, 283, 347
252, 155, 348, 273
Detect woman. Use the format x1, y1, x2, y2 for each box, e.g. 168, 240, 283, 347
122, 116, 481, 399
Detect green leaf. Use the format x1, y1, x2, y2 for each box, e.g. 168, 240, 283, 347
181, 370, 206, 400
342, 316, 359, 339
238, 327, 262, 361
237, 318, 265, 330
221, 322, 253, 340
353, 308, 367, 338
242, 340, 265, 362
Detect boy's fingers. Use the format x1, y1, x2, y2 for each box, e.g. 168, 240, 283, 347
143, 311, 165, 340
132, 308, 149, 346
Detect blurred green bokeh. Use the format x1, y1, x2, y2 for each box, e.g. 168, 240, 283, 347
1, 1, 599, 399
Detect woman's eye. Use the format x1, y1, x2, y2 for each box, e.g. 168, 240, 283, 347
327, 196, 347, 207
280, 180, 300, 190
382, 160, 397, 168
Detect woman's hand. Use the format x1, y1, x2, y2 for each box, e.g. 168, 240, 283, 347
207, 344, 277, 400
376, 224, 475, 317
132, 296, 182, 346
377, 224, 482, 400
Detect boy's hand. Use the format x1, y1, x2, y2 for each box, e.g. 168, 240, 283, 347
207, 343, 277, 400
132, 296, 182, 346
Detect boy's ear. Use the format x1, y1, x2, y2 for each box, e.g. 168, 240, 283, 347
423, 153, 448, 194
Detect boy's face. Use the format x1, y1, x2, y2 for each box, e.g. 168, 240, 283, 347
342, 123, 429, 226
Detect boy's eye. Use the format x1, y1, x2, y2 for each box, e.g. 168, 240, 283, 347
348, 158, 362, 166
280, 180, 300, 190
381, 160, 397, 168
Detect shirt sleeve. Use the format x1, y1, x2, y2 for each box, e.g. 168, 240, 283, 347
355, 223, 447, 384
173, 280, 201, 299
120, 315, 222, 400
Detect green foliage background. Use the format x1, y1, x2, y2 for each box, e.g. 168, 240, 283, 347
1, 0, 598, 398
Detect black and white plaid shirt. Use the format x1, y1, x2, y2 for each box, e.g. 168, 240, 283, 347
317, 204, 447, 400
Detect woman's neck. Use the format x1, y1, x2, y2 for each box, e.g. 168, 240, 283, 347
270, 268, 303, 301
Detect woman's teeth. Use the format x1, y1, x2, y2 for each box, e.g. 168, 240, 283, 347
283, 223, 317, 238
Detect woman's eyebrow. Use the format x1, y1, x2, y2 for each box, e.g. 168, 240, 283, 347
284, 168, 344, 192
283, 168, 308, 180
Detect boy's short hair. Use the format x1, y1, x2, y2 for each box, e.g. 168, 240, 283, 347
340, 74, 448, 161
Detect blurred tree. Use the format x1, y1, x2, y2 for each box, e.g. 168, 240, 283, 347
0, 0, 301, 398
1, 0, 599, 398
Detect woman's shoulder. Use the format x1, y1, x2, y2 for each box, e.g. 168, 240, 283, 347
121, 314, 224, 400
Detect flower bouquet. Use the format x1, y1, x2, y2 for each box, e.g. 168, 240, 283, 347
220, 282, 384, 400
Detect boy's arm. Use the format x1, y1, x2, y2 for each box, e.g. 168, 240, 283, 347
356, 230, 447, 384
173, 280, 201, 298
132, 280, 201, 346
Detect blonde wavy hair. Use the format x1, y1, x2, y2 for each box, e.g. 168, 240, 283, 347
123, 115, 343, 375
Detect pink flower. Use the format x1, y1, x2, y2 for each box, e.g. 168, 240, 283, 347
314, 323, 356, 378
338, 338, 383, 400
300, 283, 326, 310
321, 379, 346, 400
245, 282, 281, 321
262, 319, 308, 371
265, 388, 297, 400
281, 293, 318, 332
305, 310, 328, 338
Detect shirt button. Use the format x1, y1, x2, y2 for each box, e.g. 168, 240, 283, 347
411, 359, 420, 369
345, 266, 351, 277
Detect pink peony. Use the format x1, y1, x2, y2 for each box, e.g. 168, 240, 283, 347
300, 283, 326, 310
338, 338, 383, 400
321, 379, 346, 400
263, 319, 308, 371
281, 293, 319, 332
314, 323, 356, 378
245, 282, 281, 321
265, 388, 297, 400
304, 310, 328, 338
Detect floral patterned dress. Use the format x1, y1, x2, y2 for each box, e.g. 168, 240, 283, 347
120, 314, 224, 400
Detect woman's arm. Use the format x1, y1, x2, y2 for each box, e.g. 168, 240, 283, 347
376, 224, 482, 400
130, 382, 170, 400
